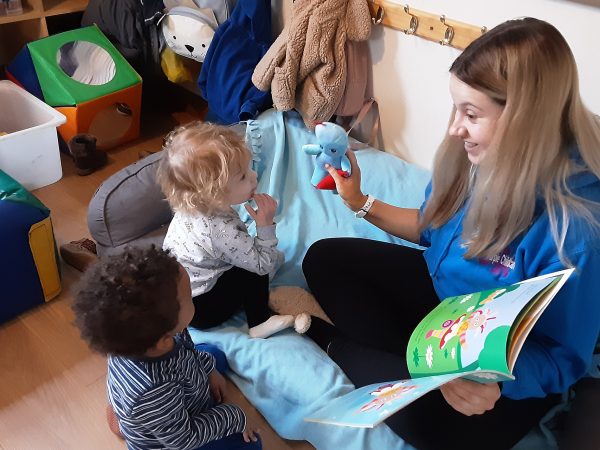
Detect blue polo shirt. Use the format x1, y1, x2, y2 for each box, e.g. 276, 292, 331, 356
419, 159, 600, 399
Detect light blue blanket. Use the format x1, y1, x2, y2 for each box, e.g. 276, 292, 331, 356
241, 109, 431, 290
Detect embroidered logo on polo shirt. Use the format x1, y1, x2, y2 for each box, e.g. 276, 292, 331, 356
480, 247, 516, 277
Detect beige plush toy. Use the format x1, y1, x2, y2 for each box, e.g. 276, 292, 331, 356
252, 0, 371, 128
269, 286, 333, 333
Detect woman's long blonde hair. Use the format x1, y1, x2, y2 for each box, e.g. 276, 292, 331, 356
157, 121, 251, 215
421, 17, 600, 263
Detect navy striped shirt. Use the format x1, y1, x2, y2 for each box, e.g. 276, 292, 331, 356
107, 329, 246, 450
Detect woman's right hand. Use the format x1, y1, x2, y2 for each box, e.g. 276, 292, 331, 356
325, 150, 368, 212
326, 149, 421, 242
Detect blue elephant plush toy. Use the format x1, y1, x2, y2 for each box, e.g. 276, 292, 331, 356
303, 122, 351, 191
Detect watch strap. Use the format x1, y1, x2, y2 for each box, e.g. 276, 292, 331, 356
355, 194, 375, 218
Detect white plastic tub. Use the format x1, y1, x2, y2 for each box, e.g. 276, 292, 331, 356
0, 80, 66, 190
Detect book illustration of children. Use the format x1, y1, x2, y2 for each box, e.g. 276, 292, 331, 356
71, 246, 262, 449
158, 122, 310, 339
359, 382, 417, 412
426, 308, 497, 350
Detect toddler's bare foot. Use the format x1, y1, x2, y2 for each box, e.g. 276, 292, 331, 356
249, 315, 294, 338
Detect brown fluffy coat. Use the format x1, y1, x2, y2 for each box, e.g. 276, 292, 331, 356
252, 0, 371, 128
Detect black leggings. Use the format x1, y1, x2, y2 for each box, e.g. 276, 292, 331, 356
303, 238, 559, 450
191, 266, 271, 330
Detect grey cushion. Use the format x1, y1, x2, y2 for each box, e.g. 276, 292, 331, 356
88, 151, 171, 256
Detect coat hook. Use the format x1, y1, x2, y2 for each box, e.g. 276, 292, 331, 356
439, 15, 455, 46
372, 4, 384, 24
402, 5, 418, 35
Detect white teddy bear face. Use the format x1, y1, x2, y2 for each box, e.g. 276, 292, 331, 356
162, 14, 215, 62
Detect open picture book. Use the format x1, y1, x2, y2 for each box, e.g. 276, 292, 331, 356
305, 268, 574, 428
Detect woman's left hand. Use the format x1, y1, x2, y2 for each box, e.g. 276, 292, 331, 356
440, 379, 501, 416
208, 370, 227, 404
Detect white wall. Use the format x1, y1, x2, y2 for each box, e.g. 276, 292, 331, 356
272, 0, 600, 170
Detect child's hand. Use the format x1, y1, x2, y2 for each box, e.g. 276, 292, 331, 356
242, 417, 261, 443
208, 370, 227, 404
244, 193, 278, 227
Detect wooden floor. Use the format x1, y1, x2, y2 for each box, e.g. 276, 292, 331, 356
0, 98, 314, 450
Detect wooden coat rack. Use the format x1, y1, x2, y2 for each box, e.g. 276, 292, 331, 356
368, 1, 487, 50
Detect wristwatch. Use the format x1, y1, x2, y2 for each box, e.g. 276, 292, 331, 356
355, 194, 375, 218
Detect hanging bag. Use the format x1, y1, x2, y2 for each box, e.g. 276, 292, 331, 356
333, 37, 381, 149
334, 40, 369, 117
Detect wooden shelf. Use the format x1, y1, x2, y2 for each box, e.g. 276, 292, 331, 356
0, 0, 88, 65
0, 18, 46, 64
43, 0, 87, 17
0, 5, 41, 25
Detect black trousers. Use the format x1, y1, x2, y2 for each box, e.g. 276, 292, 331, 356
303, 238, 559, 450
191, 266, 271, 330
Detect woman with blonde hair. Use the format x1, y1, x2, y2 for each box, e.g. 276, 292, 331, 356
158, 122, 309, 339
301, 17, 600, 449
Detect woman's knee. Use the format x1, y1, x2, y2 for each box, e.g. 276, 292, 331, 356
302, 238, 345, 276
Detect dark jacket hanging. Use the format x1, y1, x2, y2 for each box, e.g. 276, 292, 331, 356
198, 0, 272, 124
